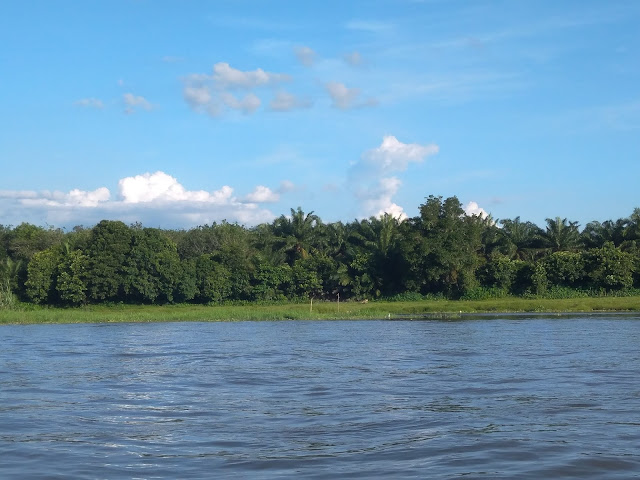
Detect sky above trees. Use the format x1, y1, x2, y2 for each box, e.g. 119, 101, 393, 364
1, 0, 638, 229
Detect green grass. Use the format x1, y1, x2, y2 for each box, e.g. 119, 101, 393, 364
1, 296, 640, 325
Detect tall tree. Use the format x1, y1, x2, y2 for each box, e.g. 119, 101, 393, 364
581, 219, 627, 248
271, 207, 324, 265
348, 214, 406, 297
409, 196, 484, 296
85, 220, 132, 302
498, 217, 545, 260
541, 217, 581, 252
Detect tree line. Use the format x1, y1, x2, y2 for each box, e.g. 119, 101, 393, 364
1, 195, 640, 307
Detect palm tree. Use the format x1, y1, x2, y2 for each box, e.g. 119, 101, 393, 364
354, 214, 401, 257
581, 219, 628, 248
542, 217, 581, 252
498, 217, 545, 260
349, 213, 405, 296
271, 207, 323, 264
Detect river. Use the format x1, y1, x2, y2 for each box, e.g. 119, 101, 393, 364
1, 315, 639, 478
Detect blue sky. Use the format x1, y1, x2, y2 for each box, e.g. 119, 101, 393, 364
1, 0, 638, 229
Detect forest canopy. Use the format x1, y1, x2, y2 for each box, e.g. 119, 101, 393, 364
2, 196, 640, 307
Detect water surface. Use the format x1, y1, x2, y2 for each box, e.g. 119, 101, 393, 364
1, 316, 639, 478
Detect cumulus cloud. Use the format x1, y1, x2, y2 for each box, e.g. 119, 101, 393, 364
183, 62, 291, 116
212, 62, 290, 89
183, 85, 212, 107
241, 180, 295, 203
269, 91, 311, 112
0, 171, 280, 229
325, 82, 377, 110
243, 186, 279, 203
118, 171, 224, 204
2, 188, 111, 208
220, 92, 262, 114
294, 46, 316, 66
358, 177, 407, 220
75, 98, 104, 109
360, 135, 440, 174
464, 201, 490, 219
350, 136, 440, 219
123, 93, 153, 113
344, 51, 363, 66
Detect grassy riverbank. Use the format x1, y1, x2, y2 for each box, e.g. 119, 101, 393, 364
1, 296, 640, 324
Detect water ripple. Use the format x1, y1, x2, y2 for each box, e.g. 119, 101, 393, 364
1, 317, 640, 478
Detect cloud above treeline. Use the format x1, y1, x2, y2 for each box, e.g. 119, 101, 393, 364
0, 171, 293, 229
183, 62, 296, 116
183, 55, 377, 116
74, 47, 375, 117
350, 135, 440, 219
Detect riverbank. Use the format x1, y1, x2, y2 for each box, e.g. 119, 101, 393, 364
1, 296, 640, 324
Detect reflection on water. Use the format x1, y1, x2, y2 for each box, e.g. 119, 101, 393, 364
1, 316, 640, 479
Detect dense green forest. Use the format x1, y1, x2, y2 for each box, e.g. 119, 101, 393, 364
1, 195, 640, 308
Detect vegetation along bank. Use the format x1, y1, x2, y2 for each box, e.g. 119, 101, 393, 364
2, 196, 640, 314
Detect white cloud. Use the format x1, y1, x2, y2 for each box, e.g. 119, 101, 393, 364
294, 46, 316, 66
269, 91, 311, 112
344, 51, 363, 66
3, 188, 110, 208
221, 92, 262, 114
123, 93, 153, 113
0, 190, 39, 199
350, 136, 440, 219
244, 185, 279, 203
183, 85, 212, 108
464, 201, 489, 219
361, 135, 440, 174
183, 62, 291, 117
119, 171, 230, 204
325, 82, 377, 110
359, 176, 407, 220
242, 180, 295, 203
75, 98, 104, 109
0, 172, 279, 228
212, 62, 291, 89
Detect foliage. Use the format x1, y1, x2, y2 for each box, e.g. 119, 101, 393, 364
542, 217, 581, 252
85, 220, 132, 302
409, 195, 484, 297
25, 247, 61, 304
541, 251, 585, 287
56, 249, 88, 305
195, 254, 233, 303
4, 200, 640, 307
584, 242, 634, 291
